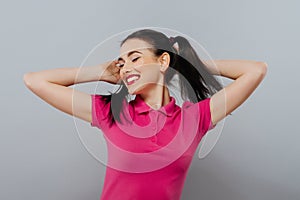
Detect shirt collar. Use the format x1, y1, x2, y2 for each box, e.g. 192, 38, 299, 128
132, 94, 176, 117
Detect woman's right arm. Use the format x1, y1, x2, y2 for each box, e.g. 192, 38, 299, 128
23, 61, 121, 123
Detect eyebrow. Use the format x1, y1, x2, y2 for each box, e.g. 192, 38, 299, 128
118, 50, 143, 61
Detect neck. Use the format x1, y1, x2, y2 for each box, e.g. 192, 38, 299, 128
139, 84, 170, 110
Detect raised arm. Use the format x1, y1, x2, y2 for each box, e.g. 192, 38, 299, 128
203, 60, 268, 126
23, 61, 121, 123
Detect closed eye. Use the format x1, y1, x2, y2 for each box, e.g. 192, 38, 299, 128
132, 57, 140, 62
118, 57, 140, 68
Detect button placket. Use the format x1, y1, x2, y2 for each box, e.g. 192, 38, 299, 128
150, 111, 158, 143
150, 111, 158, 131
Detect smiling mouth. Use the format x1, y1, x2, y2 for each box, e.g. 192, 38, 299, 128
126, 75, 140, 85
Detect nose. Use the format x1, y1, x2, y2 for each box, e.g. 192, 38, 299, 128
120, 63, 133, 76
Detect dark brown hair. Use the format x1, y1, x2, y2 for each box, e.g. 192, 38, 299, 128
100, 29, 223, 127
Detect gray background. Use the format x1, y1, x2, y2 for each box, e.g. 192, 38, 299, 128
1, 0, 299, 199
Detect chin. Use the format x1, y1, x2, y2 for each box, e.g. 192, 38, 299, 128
127, 83, 149, 95
126, 86, 136, 95
129, 88, 146, 96
128, 90, 136, 95
128, 89, 140, 95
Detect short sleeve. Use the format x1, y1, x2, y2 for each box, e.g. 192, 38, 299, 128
197, 98, 216, 135
90, 94, 111, 129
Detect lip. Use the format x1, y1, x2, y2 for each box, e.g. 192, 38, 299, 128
125, 74, 140, 85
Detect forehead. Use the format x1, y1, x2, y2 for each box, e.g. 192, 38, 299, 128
120, 38, 153, 57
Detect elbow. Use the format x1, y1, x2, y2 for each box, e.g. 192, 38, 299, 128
254, 61, 268, 78
259, 61, 268, 75
23, 72, 34, 89
23, 72, 32, 87
23, 72, 43, 91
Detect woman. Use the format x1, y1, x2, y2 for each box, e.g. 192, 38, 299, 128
23, 29, 267, 200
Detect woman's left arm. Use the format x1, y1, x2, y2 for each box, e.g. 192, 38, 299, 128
203, 60, 268, 126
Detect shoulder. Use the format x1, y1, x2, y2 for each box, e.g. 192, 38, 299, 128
182, 98, 211, 110
90, 94, 113, 127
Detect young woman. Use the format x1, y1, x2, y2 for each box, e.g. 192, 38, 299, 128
23, 29, 267, 200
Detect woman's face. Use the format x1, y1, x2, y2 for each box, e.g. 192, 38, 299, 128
118, 39, 164, 95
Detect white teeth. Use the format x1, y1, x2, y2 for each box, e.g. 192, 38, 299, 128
127, 76, 139, 83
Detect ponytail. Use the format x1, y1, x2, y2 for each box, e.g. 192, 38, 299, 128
100, 29, 224, 127
169, 36, 223, 102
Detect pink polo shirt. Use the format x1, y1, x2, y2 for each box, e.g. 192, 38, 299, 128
91, 94, 215, 200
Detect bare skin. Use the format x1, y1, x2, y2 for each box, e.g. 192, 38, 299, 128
117, 39, 172, 110
23, 38, 267, 127
23, 60, 121, 123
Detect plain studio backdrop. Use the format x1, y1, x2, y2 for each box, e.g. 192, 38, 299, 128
1, 0, 299, 200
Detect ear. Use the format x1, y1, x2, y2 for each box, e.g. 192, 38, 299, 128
158, 52, 170, 73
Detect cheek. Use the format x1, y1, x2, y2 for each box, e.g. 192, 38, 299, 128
141, 68, 161, 83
